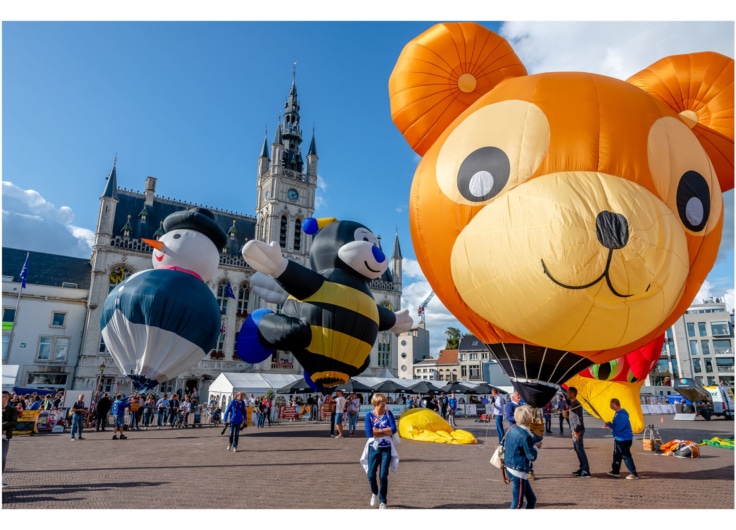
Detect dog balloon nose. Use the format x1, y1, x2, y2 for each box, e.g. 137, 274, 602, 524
596, 211, 629, 250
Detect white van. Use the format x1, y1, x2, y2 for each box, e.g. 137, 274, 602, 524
704, 385, 735, 420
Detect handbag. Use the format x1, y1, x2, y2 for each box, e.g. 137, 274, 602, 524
490, 430, 510, 484
490, 444, 504, 468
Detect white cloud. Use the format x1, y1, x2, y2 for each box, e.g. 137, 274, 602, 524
314, 175, 328, 210
1, 181, 94, 258
499, 22, 734, 79
695, 280, 735, 313
400, 258, 470, 357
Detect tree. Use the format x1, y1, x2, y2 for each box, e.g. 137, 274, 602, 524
445, 327, 465, 350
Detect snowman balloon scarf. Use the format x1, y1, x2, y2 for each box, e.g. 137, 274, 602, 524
100, 207, 227, 392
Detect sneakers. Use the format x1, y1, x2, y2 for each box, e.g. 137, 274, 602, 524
626, 474, 639, 480
70, 437, 76, 441
120, 434, 127, 440
579, 472, 592, 478
232, 447, 237, 453
157, 426, 161, 430
370, 494, 377, 507
335, 434, 343, 439
607, 471, 621, 478
78, 437, 85, 440
379, 503, 387, 509
227, 444, 231, 451
112, 435, 118, 440
571, 470, 582, 476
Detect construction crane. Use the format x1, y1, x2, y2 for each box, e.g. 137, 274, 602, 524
417, 290, 435, 329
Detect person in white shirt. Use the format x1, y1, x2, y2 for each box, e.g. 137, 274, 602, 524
334, 390, 346, 439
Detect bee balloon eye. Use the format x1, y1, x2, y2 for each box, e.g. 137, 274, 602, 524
589, 359, 624, 381
676, 170, 711, 232
457, 146, 510, 202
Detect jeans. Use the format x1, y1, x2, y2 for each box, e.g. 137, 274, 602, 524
367, 445, 391, 504
2, 439, 9, 473
573, 431, 590, 473
611, 439, 637, 475
157, 410, 165, 427
559, 413, 570, 432
142, 410, 153, 427
228, 422, 241, 448
348, 412, 358, 432
169, 410, 177, 426
544, 416, 551, 432
509, 473, 536, 509
257, 412, 264, 428
495, 415, 504, 443
129, 410, 139, 429
448, 409, 456, 426
70, 414, 84, 439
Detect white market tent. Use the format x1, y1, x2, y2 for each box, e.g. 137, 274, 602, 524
208, 372, 300, 403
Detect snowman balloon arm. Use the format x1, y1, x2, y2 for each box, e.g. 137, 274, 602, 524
241, 240, 324, 301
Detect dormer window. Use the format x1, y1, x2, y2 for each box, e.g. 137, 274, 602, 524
228, 220, 237, 240
122, 215, 133, 239
139, 207, 148, 223
153, 221, 164, 240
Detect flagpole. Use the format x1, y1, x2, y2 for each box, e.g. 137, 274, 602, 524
6, 251, 29, 364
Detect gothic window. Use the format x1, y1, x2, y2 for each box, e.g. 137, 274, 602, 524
294, 218, 302, 252
108, 265, 132, 293
237, 282, 250, 316
378, 338, 391, 367
279, 215, 288, 248
216, 280, 229, 315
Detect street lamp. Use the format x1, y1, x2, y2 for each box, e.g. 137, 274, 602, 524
96, 361, 106, 402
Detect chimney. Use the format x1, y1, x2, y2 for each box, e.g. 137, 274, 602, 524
144, 176, 157, 206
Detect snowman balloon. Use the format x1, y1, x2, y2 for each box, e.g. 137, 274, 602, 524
100, 207, 227, 391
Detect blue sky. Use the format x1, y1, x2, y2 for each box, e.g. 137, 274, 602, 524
2, 15, 734, 358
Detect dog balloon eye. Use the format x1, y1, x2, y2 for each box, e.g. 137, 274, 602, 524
456, 147, 510, 202
676, 170, 710, 232
173, 233, 182, 239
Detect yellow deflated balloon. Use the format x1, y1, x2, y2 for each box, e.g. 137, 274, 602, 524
398, 408, 477, 444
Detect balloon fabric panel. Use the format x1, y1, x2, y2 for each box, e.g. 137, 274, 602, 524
100, 269, 220, 384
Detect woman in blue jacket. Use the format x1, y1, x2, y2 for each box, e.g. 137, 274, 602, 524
223, 392, 246, 453
503, 405, 542, 509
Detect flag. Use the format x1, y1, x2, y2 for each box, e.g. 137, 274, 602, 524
19, 253, 29, 289
219, 320, 227, 341
225, 280, 236, 299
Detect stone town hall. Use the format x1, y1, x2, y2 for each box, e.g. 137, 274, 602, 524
72, 75, 404, 395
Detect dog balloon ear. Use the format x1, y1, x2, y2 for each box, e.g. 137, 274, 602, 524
628, 52, 734, 192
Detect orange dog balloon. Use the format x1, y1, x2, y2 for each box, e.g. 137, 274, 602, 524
389, 22, 733, 406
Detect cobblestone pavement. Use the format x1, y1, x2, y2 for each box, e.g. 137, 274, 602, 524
2, 414, 733, 511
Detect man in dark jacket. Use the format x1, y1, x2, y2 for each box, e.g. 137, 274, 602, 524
565, 387, 591, 478
3, 390, 19, 488
95, 393, 112, 432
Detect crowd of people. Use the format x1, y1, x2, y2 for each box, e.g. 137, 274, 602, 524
3, 384, 642, 508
